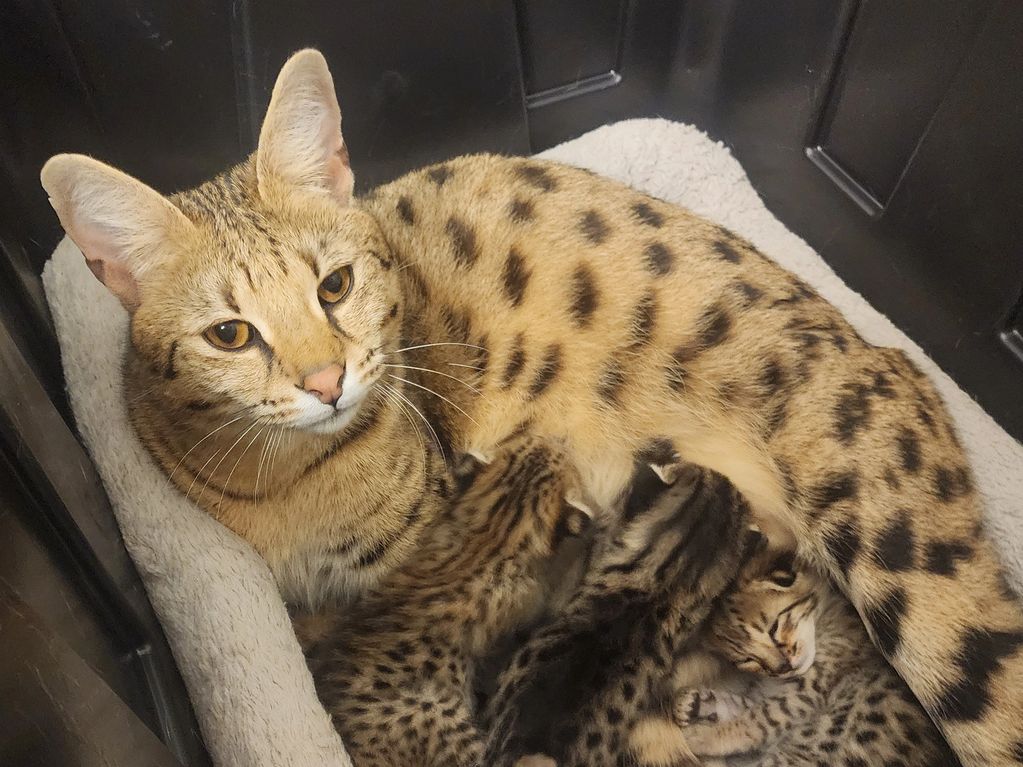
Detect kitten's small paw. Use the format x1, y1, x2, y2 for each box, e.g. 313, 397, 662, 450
674, 689, 719, 726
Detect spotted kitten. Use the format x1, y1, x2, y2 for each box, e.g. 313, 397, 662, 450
294, 439, 589, 767
482, 464, 754, 767
42, 49, 1023, 765
670, 549, 960, 767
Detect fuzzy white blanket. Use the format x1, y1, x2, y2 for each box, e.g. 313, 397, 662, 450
42, 119, 1023, 766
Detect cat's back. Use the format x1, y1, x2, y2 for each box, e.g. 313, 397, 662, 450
362, 153, 799, 343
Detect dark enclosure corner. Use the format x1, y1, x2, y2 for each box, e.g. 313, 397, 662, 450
1, 1, 1020, 764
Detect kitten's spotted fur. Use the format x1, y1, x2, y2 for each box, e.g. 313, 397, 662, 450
670, 550, 960, 767
294, 439, 588, 767
483, 465, 754, 767
41, 49, 1023, 765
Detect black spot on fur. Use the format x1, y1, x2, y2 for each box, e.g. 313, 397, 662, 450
1012, 740, 1023, 763
736, 281, 764, 306
501, 335, 526, 389
809, 471, 860, 520
933, 628, 1023, 721
863, 587, 909, 659
185, 400, 213, 411
163, 341, 179, 379
712, 240, 743, 264
396, 195, 415, 224
502, 248, 530, 307
823, 519, 861, 577
697, 304, 732, 348
896, 428, 921, 474
923, 540, 973, 576
629, 291, 657, 347
642, 242, 674, 275
569, 265, 599, 326
759, 359, 786, 398
916, 403, 938, 436
665, 345, 697, 391
445, 217, 480, 267
834, 382, 872, 444
509, 197, 535, 223
528, 344, 562, 399
388, 303, 398, 319
515, 162, 558, 192
872, 371, 896, 398
596, 359, 626, 405
631, 200, 664, 227
933, 465, 973, 502
873, 511, 916, 571
579, 210, 609, 244
427, 165, 453, 185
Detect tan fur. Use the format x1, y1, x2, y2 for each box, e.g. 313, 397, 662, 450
41, 50, 1023, 765
629, 718, 699, 767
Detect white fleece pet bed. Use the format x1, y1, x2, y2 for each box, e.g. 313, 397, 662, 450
43, 119, 1023, 766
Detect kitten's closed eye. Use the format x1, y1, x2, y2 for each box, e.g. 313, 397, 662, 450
768, 569, 796, 588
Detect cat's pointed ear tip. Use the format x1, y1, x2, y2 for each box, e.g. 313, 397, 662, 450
283, 48, 332, 77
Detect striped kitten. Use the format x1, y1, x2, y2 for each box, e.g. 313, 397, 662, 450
483, 464, 755, 767
673, 550, 960, 767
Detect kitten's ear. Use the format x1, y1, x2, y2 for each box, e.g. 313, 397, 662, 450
256, 49, 354, 206
40, 154, 195, 312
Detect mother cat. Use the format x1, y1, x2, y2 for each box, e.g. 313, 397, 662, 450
41, 50, 1022, 765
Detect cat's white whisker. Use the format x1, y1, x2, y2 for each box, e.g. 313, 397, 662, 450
382, 363, 483, 396
379, 384, 425, 455
253, 424, 276, 501
386, 341, 485, 355
219, 422, 268, 512
193, 417, 264, 502
169, 414, 247, 483
444, 362, 484, 371
386, 374, 480, 428
381, 381, 446, 463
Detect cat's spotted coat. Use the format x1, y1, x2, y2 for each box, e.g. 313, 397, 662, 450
41, 49, 1023, 765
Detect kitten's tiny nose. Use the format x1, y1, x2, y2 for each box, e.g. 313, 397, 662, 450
303, 363, 345, 406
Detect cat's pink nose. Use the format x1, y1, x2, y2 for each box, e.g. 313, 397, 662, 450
303, 363, 345, 406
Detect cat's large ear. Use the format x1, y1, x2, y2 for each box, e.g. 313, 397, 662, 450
40, 154, 195, 312
256, 49, 354, 206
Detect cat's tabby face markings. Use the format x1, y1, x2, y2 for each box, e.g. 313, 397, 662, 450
711, 549, 819, 678
42, 50, 401, 435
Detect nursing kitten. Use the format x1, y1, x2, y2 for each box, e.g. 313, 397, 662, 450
294, 439, 589, 767
41, 49, 1023, 765
483, 464, 754, 767
670, 550, 960, 767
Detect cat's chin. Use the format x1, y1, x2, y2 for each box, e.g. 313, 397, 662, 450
300, 404, 361, 436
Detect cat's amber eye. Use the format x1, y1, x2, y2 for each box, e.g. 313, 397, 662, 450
318, 266, 353, 304
204, 320, 252, 350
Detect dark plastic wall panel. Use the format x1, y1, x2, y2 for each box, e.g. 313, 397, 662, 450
666, 0, 1023, 441
517, 0, 625, 95
241, 0, 531, 191
809, 0, 995, 214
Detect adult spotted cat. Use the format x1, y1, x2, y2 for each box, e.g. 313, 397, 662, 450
41, 50, 1023, 766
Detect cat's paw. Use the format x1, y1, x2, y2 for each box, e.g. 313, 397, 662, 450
674, 689, 719, 726
674, 689, 744, 726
